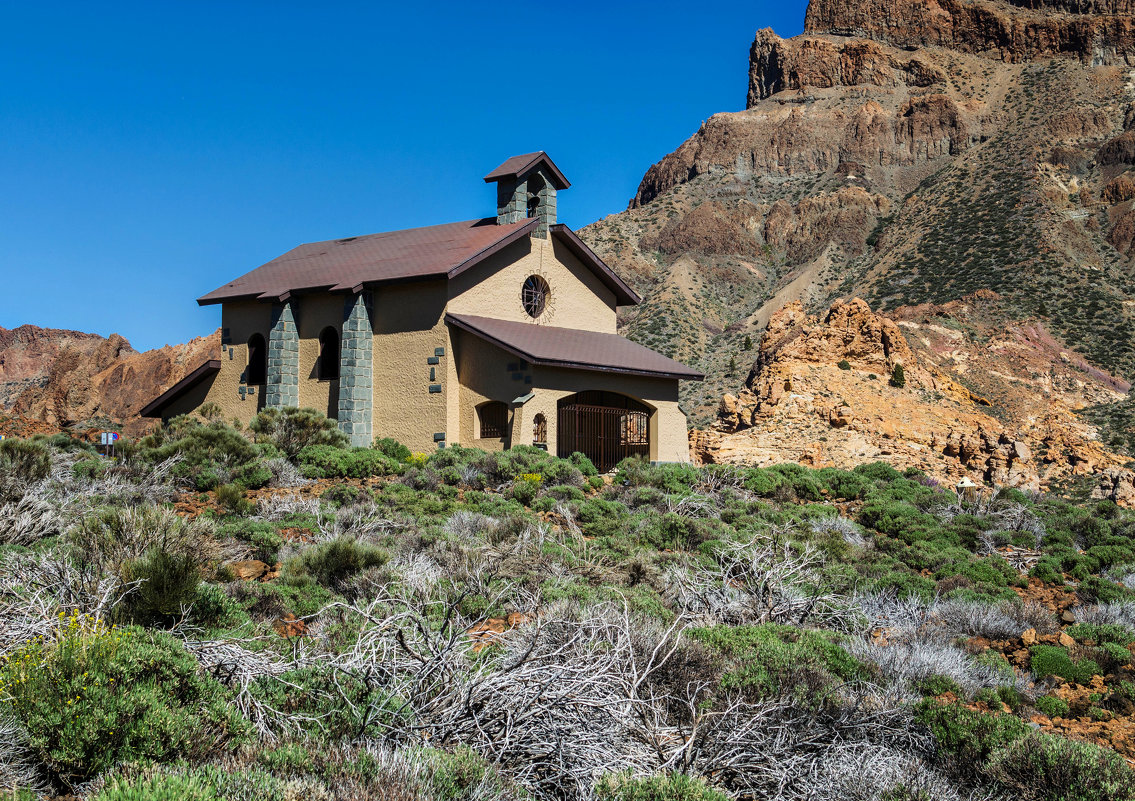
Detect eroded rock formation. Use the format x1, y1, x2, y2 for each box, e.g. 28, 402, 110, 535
696, 298, 1129, 496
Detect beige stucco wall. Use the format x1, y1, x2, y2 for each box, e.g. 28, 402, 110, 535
371, 280, 452, 454
178, 300, 272, 425
447, 235, 617, 333
296, 294, 343, 420
450, 328, 691, 464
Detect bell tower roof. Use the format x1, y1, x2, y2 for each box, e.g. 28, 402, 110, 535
483, 151, 570, 190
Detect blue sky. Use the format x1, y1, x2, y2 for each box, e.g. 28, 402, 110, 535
0, 1, 808, 351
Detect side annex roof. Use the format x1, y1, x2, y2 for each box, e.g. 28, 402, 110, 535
446, 313, 704, 381
138, 359, 221, 418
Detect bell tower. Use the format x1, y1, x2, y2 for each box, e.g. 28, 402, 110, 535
483, 151, 571, 237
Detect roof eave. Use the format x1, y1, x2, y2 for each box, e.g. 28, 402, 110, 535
549, 224, 641, 306
444, 314, 703, 382
447, 217, 541, 280
483, 152, 571, 190
139, 359, 222, 417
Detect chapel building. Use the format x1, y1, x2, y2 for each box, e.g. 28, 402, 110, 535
141, 152, 703, 470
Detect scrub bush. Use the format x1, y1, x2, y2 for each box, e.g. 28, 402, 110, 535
596, 772, 730, 801
0, 438, 51, 484
374, 436, 412, 462
1066, 623, 1135, 646
284, 536, 389, 591
297, 445, 398, 478
121, 547, 201, 624
985, 732, 1135, 801
1030, 646, 1101, 685
914, 700, 1029, 773
249, 407, 348, 458
1035, 695, 1070, 718
690, 624, 871, 702
219, 519, 283, 562
0, 619, 246, 788
90, 774, 219, 801
215, 482, 253, 515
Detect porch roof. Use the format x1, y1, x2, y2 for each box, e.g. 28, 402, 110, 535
445, 314, 704, 381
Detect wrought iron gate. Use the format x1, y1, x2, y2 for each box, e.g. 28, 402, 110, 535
557, 401, 649, 472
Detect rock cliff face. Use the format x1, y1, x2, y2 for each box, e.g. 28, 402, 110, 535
582, 0, 1135, 427
804, 0, 1135, 65
696, 297, 1130, 497
0, 325, 220, 436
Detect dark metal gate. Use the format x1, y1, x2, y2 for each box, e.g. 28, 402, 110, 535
557, 394, 650, 472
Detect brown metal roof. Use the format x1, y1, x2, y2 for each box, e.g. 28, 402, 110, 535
483, 152, 570, 189
550, 224, 640, 305
198, 217, 539, 306
198, 216, 641, 308
446, 314, 704, 381
139, 359, 221, 418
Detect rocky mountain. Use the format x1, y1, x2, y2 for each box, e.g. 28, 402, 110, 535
0, 325, 219, 436
693, 294, 1135, 502
583, 0, 1135, 427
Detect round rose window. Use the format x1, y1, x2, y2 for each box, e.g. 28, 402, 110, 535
521, 274, 550, 318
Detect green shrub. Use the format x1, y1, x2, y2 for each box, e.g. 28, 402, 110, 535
567, 451, 599, 477
257, 743, 314, 775
188, 582, 247, 628
1030, 558, 1063, 584
890, 364, 906, 388
837, 359, 852, 370
691, 624, 870, 703
320, 484, 374, 507
215, 482, 253, 515
249, 407, 348, 458
1077, 575, 1135, 604
91, 773, 219, 801
218, 519, 284, 562
596, 772, 730, 801
373, 437, 412, 462
507, 475, 540, 505
1035, 695, 1070, 718
0, 620, 246, 787
914, 700, 1029, 772
0, 437, 51, 484
285, 537, 389, 590
918, 675, 963, 697
985, 732, 1135, 801
231, 461, 272, 490
249, 663, 401, 740
636, 512, 723, 551
298, 445, 397, 478
121, 547, 201, 624
72, 458, 108, 480
742, 467, 786, 497
547, 484, 585, 502
1030, 645, 1100, 685
853, 461, 905, 483
1066, 623, 1135, 646
614, 457, 700, 493
136, 419, 259, 490
816, 467, 871, 500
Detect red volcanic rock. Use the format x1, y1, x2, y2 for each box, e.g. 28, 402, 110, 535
0, 325, 220, 435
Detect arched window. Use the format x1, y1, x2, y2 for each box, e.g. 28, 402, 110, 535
318, 327, 340, 380
246, 334, 267, 385
532, 413, 547, 444
477, 401, 509, 439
